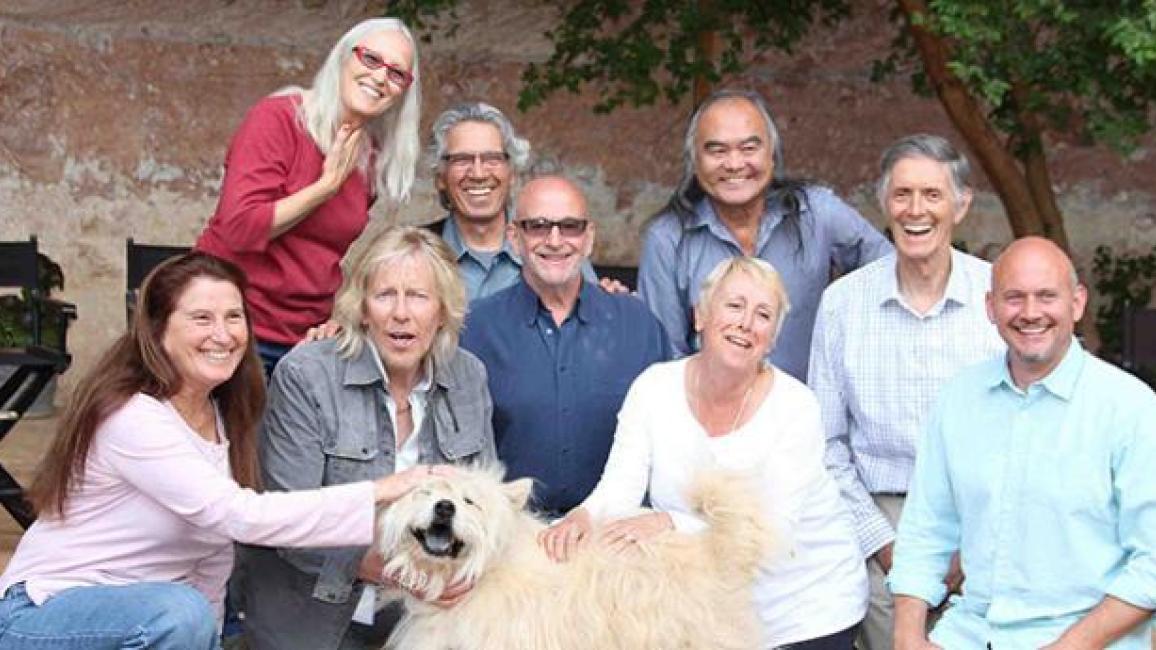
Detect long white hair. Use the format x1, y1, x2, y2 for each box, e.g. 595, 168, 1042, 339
276, 18, 421, 205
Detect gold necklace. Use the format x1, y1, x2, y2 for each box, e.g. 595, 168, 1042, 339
694, 359, 760, 435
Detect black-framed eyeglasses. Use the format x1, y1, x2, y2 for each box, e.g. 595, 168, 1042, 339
351, 46, 413, 89
441, 151, 510, 170
515, 217, 590, 238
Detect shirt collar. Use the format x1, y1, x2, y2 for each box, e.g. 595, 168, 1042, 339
987, 337, 1085, 400
690, 196, 785, 251
513, 277, 597, 327
442, 212, 521, 265
342, 335, 453, 391
877, 248, 978, 312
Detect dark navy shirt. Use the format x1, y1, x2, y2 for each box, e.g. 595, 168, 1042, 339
461, 278, 670, 515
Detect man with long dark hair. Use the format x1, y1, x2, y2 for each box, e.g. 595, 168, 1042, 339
637, 89, 891, 381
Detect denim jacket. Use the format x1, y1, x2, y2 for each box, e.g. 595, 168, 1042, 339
239, 337, 495, 649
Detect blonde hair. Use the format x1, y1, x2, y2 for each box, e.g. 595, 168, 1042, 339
333, 225, 466, 362
696, 257, 791, 339
276, 18, 421, 205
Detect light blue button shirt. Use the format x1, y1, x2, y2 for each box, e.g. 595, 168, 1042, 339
891, 341, 1156, 648
439, 214, 524, 301
637, 186, 892, 381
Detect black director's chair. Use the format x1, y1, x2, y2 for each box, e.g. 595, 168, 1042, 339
125, 238, 190, 322
0, 236, 76, 528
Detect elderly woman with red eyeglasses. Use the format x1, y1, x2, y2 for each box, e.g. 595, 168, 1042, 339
196, 18, 421, 377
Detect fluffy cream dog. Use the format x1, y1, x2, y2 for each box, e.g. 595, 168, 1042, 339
377, 465, 771, 650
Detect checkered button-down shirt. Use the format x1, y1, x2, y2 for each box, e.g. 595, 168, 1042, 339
808, 249, 1004, 556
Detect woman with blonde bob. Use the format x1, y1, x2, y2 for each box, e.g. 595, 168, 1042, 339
240, 225, 495, 649
542, 256, 868, 649
0, 252, 442, 649
197, 17, 422, 375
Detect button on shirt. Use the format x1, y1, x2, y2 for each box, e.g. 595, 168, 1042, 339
637, 186, 892, 381
809, 250, 1005, 556
890, 342, 1156, 649
461, 279, 670, 515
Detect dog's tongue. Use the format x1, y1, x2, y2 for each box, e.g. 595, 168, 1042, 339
424, 525, 455, 554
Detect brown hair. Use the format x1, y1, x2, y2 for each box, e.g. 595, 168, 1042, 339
29, 252, 265, 518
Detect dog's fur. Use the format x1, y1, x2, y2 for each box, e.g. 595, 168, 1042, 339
376, 465, 771, 650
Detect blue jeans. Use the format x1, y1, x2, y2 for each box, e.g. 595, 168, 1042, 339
0, 582, 220, 649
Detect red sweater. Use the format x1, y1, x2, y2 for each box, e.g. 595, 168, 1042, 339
197, 94, 373, 345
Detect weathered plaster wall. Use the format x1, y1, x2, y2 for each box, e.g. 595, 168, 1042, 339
1, 0, 1153, 397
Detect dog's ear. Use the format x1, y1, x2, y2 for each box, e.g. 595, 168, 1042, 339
502, 478, 533, 510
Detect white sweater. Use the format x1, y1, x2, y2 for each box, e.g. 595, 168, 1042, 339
582, 359, 867, 647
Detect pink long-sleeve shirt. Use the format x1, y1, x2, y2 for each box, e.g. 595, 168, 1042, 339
0, 394, 375, 621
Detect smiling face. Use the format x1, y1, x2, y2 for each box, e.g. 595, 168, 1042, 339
696, 269, 781, 369
509, 177, 594, 297
362, 253, 445, 381
884, 155, 971, 266
986, 238, 1087, 388
340, 29, 414, 126
437, 120, 512, 226
693, 98, 774, 215
162, 277, 248, 400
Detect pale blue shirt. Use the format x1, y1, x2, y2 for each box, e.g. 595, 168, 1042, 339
638, 187, 892, 381
890, 342, 1156, 649
809, 249, 1005, 556
439, 214, 523, 301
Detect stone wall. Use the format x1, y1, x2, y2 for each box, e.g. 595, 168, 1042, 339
2, 0, 1153, 397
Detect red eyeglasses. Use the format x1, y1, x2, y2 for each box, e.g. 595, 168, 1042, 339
351, 46, 414, 89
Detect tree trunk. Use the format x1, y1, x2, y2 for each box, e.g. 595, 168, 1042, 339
896, 0, 1047, 240
693, 0, 718, 105
1008, 81, 1074, 255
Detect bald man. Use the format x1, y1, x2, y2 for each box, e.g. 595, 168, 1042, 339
890, 237, 1156, 649
460, 176, 669, 518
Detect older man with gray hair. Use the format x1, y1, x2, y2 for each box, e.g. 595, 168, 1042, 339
808, 134, 1005, 650
425, 101, 531, 300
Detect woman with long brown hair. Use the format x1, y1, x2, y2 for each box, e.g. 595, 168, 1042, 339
0, 252, 441, 649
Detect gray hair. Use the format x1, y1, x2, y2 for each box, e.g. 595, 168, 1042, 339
876, 134, 971, 211
429, 102, 531, 211
696, 256, 791, 340
667, 89, 787, 221
277, 18, 422, 205
333, 224, 467, 363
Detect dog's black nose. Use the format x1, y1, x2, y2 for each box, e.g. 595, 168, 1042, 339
434, 499, 455, 520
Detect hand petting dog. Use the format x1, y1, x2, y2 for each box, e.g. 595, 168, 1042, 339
540, 509, 674, 561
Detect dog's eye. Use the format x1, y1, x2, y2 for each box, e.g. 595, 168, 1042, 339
463, 496, 478, 508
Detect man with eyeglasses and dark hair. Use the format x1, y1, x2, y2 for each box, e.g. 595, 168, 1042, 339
461, 175, 669, 519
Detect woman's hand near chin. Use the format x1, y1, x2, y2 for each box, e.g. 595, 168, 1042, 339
538, 507, 593, 563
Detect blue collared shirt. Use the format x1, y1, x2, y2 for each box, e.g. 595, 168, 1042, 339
461, 279, 670, 515
810, 249, 1004, 556
891, 341, 1156, 648
438, 214, 524, 301
637, 186, 892, 382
